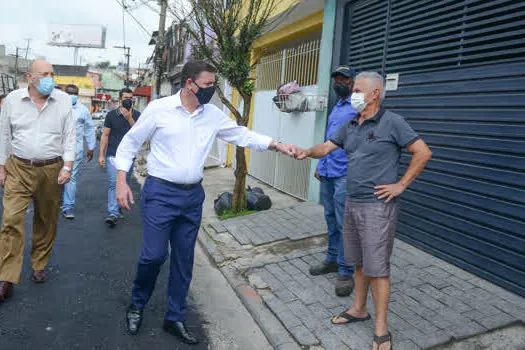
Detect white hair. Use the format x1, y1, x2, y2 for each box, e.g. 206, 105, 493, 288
356, 71, 386, 102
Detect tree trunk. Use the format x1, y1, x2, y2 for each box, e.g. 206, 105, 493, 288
232, 146, 247, 212
231, 92, 252, 213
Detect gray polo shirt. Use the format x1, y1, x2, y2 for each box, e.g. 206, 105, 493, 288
330, 109, 420, 202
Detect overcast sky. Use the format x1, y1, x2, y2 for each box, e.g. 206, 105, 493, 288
0, 0, 178, 68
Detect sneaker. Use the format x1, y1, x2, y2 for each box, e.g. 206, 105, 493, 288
63, 210, 75, 220
309, 261, 339, 276
335, 275, 355, 297
105, 215, 117, 228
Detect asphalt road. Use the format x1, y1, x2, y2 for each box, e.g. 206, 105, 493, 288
0, 154, 208, 350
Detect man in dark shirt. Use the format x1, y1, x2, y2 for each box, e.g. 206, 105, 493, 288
98, 88, 140, 227
296, 72, 432, 350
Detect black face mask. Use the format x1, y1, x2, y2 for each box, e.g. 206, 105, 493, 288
333, 82, 350, 98
192, 80, 215, 105
122, 99, 133, 110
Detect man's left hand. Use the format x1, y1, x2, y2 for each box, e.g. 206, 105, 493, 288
276, 143, 297, 157
58, 169, 71, 185
86, 150, 94, 161
374, 183, 406, 203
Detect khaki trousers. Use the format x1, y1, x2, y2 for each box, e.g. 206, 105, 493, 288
0, 156, 63, 283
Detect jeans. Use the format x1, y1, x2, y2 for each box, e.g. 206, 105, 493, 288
62, 153, 83, 212
106, 156, 132, 217
321, 176, 354, 277
132, 177, 205, 321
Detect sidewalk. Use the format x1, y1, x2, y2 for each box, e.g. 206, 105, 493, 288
198, 167, 525, 350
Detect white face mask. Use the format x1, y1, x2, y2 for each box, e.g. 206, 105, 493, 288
351, 92, 367, 112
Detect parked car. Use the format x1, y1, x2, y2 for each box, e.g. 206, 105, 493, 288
92, 109, 109, 120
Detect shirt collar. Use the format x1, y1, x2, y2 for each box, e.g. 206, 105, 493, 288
336, 96, 352, 106
21, 87, 57, 101
351, 108, 385, 125
172, 90, 204, 115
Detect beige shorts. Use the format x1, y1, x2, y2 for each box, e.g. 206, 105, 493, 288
343, 201, 400, 277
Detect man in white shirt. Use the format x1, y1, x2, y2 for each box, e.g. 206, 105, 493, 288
115, 61, 296, 344
0, 60, 75, 301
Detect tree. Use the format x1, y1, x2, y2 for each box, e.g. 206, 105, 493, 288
171, 0, 283, 212
97, 61, 111, 69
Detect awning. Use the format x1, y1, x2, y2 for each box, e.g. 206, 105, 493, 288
134, 86, 152, 97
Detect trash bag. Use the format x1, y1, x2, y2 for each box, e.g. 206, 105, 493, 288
214, 192, 233, 216
247, 186, 272, 211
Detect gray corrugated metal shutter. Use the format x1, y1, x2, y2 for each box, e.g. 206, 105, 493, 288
339, 0, 525, 297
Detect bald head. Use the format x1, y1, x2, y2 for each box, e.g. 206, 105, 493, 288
30, 60, 53, 75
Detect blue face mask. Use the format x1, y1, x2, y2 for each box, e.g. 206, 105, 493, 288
71, 95, 78, 105
36, 77, 55, 96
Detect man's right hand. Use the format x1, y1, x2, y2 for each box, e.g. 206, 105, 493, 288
98, 156, 106, 168
0, 167, 6, 186
116, 179, 134, 211
314, 168, 323, 182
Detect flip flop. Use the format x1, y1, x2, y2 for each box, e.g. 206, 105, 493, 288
374, 332, 393, 350
331, 311, 371, 325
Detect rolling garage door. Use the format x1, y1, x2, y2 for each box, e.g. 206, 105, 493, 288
336, 0, 525, 296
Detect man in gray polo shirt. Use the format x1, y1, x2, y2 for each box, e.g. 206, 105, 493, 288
296, 72, 432, 349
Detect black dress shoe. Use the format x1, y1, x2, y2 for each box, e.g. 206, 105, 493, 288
163, 320, 199, 344
126, 304, 143, 335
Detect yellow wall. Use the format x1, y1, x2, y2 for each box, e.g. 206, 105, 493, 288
225, 4, 324, 167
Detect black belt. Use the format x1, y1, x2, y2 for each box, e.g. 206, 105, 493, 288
147, 175, 202, 190
14, 155, 62, 167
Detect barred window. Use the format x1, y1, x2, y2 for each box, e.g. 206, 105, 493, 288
256, 39, 321, 91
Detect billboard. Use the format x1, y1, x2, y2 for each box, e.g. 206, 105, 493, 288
48, 24, 106, 48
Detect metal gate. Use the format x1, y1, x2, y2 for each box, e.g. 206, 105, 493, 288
337, 0, 525, 296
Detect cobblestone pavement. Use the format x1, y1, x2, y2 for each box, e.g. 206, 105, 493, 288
0, 156, 208, 349
198, 169, 525, 350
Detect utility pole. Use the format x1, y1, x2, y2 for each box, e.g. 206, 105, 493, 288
14, 47, 20, 78
114, 45, 131, 87
24, 38, 32, 60
155, 0, 167, 97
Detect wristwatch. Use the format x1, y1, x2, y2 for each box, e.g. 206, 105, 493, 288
62, 166, 72, 173
271, 141, 282, 152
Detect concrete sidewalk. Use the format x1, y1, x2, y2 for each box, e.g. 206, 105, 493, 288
198, 167, 525, 350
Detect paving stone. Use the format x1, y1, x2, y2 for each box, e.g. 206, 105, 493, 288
289, 258, 312, 275
395, 339, 421, 350
312, 328, 350, 350
226, 225, 251, 245
435, 307, 472, 326
388, 313, 413, 331
256, 268, 282, 290
288, 325, 319, 346
491, 298, 525, 320
308, 302, 332, 320
330, 323, 370, 349
209, 222, 228, 233
446, 321, 486, 339
265, 264, 292, 284
437, 295, 471, 313
273, 287, 298, 304
462, 309, 486, 322
287, 300, 325, 331
418, 284, 448, 300
424, 266, 452, 279
301, 254, 323, 267
260, 292, 302, 329
441, 285, 465, 298
476, 312, 516, 330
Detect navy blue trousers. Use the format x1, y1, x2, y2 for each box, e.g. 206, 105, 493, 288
132, 177, 205, 322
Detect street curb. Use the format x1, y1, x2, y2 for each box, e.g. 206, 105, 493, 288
197, 236, 301, 350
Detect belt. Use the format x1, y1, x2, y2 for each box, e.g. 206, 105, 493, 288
14, 155, 62, 167
147, 175, 202, 190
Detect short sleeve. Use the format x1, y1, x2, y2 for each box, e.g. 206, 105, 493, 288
392, 115, 420, 148
329, 121, 349, 148
104, 113, 113, 128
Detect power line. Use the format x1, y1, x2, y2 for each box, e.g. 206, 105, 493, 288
115, 0, 153, 38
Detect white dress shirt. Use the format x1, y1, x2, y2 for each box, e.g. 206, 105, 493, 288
115, 92, 272, 184
0, 88, 76, 164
